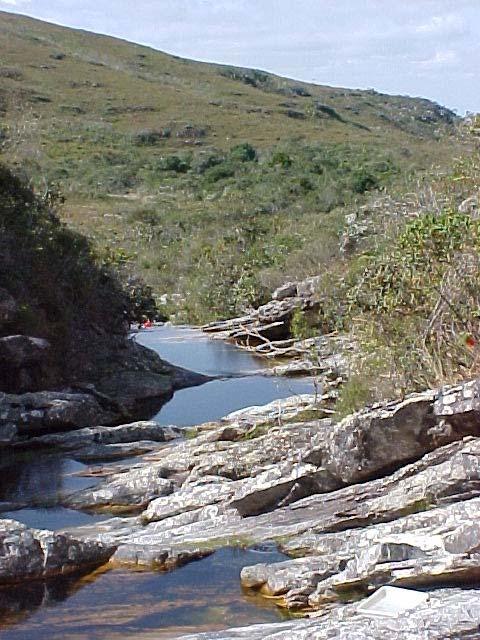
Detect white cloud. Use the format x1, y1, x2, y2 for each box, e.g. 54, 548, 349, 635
0, 0, 30, 5
416, 14, 465, 35
414, 50, 458, 67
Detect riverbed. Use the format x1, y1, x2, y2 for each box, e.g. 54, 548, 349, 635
0, 326, 315, 638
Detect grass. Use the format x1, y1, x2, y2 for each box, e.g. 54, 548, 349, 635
0, 11, 467, 324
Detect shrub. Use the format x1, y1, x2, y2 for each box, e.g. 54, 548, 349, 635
229, 143, 257, 163
133, 128, 171, 145
158, 155, 190, 173
203, 160, 236, 183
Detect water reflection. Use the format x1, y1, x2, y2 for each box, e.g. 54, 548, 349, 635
0, 449, 102, 528
0, 449, 95, 505
0, 326, 312, 636
0, 548, 289, 639
136, 326, 315, 426
0, 568, 101, 630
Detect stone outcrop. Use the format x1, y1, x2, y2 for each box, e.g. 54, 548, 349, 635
65, 378, 480, 573
23, 420, 181, 460
0, 340, 209, 444
177, 588, 480, 639
7, 375, 480, 636
0, 391, 117, 444
0, 519, 114, 584
66, 466, 174, 513
202, 276, 322, 343
0, 335, 51, 393
202, 277, 354, 381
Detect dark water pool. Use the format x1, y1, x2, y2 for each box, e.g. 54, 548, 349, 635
0, 448, 102, 528
0, 548, 290, 639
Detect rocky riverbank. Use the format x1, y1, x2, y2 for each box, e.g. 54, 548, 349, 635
202, 278, 354, 382
0, 336, 209, 445
2, 374, 479, 636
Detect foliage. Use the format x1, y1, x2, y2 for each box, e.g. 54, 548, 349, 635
0, 164, 157, 374
344, 146, 480, 395
0, 11, 461, 323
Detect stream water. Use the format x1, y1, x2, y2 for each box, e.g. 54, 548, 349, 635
0, 326, 315, 638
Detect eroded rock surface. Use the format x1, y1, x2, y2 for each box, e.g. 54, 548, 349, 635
177, 588, 480, 639
49, 377, 480, 638
0, 391, 116, 443
66, 466, 174, 513
24, 420, 181, 462
0, 519, 114, 584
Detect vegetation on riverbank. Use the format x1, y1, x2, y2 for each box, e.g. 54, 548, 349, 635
318, 120, 480, 412
0, 10, 462, 324
2, 11, 479, 405
0, 163, 156, 385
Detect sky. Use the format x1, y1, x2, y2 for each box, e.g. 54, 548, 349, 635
1, 0, 479, 114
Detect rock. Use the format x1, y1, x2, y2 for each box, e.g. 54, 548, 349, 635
25, 421, 181, 450
296, 276, 322, 298
458, 194, 479, 214
0, 335, 51, 393
0, 390, 116, 441
325, 390, 439, 484
142, 477, 236, 523
176, 589, 480, 639
241, 556, 335, 597
434, 378, 480, 434
221, 394, 320, 426
142, 461, 332, 524
272, 282, 298, 301
0, 289, 17, 325
202, 274, 321, 344
0, 335, 50, 367
65, 465, 174, 513
69, 436, 480, 576
239, 440, 480, 610
72, 440, 168, 462
0, 519, 115, 584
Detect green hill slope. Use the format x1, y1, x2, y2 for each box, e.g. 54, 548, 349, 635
0, 11, 463, 321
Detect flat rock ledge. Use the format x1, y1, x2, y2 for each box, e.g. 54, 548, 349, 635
22, 420, 182, 462
0, 519, 115, 584
177, 588, 480, 639
55, 377, 480, 637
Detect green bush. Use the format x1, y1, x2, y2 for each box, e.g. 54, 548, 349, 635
0, 164, 157, 378
229, 143, 257, 163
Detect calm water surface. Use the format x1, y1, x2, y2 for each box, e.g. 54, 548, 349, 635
0, 325, 310, 637
0, 549, 290, 639
137, 325, 315, 426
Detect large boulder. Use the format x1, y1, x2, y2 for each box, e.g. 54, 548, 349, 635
0, 519, 115, 584
0, 335, 51, 393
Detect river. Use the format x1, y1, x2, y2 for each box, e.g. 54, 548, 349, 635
0, 326, 316, 638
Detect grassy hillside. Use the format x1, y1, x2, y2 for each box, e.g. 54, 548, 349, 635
0, 11, 464, 321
